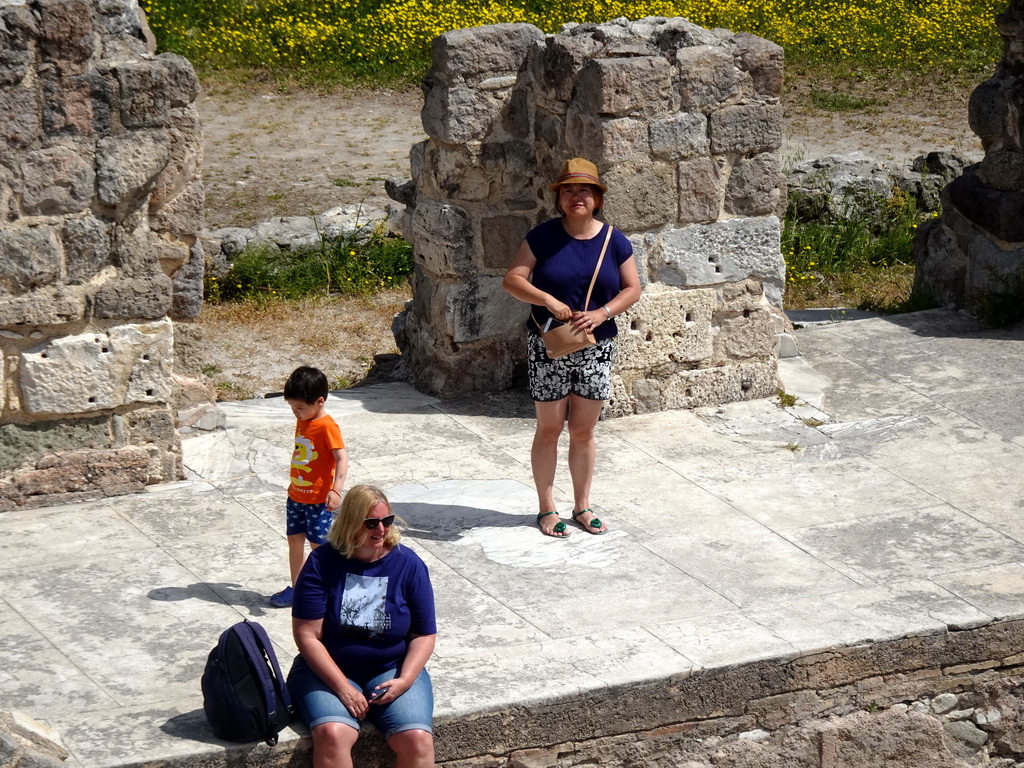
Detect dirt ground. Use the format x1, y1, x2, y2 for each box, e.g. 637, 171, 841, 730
185, 70, 987, 399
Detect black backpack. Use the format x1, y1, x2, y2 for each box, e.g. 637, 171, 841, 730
201, 620, 294, 746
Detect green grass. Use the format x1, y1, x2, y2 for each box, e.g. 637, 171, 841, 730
810, 90, 878, 112
206, 223, 413, 302
782, 185, 937, 314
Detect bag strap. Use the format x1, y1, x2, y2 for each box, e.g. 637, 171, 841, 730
234, 621, 292, 743
531, 223, 614, 332
583, 223, 613, 311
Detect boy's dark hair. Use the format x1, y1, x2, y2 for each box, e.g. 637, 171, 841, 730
283, 366, 329, 404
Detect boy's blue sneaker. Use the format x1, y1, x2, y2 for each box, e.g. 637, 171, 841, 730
269, 586, 293, 608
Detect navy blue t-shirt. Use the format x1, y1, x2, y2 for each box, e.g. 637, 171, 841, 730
526, 218, 634, 340
292, 543, 436, 681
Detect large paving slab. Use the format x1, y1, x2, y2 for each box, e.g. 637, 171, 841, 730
1, 309, 1023, 767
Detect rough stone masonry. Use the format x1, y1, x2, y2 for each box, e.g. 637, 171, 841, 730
389, 18, 788, 413
915, 0, 1024, 322
0, 0, 204, 509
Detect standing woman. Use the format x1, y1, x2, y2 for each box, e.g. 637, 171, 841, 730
502, 158, 642, 537
288, 485, 436, 768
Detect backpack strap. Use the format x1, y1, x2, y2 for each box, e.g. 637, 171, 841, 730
246, 621, 292, 710
233, 621, 292, 743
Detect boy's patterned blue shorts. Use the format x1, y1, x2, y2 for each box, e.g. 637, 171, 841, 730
286, 497, 333, 544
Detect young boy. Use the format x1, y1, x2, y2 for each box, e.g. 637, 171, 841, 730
270, 366, 348, 608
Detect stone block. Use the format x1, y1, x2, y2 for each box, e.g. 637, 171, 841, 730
713, 280, 777, 363
615, 287, 715, 368
709, 101, 783, 154
170, 242, 204, 320
445, 275, 529, 343
37, 0, 94, 73
41, 71, 95, 136
14, 446, 150, 496
62, 215, 112, 284
565, 112, 646, 164
410, 199, 474, 279
677, 156, 722, 225
19, 145, 95, 215
19, 319, 174, 415
157, 52, 200, 108
0, 710, 69, 768
0, 7, 34, 86
150, 178, 204, 236
728, 32, 784, 97
480, 215, 531, 271
92, 274, 173, 320
0, 85, 41, 149
430, 23, 542, 79
115, 60, 171, 128
0, 226, 62, 295
602, 161, 675, 232
0, 287, 84, 326
659, 217, 785, 306
948, 168, 1024, 243
422, 81, 510, 144
573, 56, 675, 118
675, 46, 741, 111
96, 129, 171, 210
661, 360, 778, 409
150, 104, 203, 208
534, 31, 605, 104
0, 416, 112, 475
422, 140, 533, 203
725, 152, 784, 217
649, 112, 709, 161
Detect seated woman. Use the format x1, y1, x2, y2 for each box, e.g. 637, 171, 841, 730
288, 485, 436, 768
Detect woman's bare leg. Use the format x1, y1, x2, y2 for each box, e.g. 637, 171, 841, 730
311, 722, 358, 768
566, 395, 607, 533
388, 729, 435, 768
532, 398, 569, 534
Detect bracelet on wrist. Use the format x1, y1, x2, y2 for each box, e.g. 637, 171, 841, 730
603, 305, 612, 319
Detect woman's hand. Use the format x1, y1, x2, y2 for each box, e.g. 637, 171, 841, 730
368, 675, 411, 706
544, 297, 573, 322
571, 308, 606, 333
337, 680, 371, 720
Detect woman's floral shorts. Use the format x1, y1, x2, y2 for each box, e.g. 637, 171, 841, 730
527, 333, 615, 402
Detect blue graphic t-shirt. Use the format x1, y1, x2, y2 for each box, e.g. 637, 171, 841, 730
292, 543, 436, 680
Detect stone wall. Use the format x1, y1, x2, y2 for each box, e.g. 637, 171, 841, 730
0, 0, 203, 509
914, 0, 1024, 325
390, 18, 787, 413
210, 619, 1024, 768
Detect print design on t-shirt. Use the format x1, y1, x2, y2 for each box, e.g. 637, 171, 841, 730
339, 574, 391, 638
291, 435, 317, 488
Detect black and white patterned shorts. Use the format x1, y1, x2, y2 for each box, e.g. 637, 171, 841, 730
527, 333, 615, 402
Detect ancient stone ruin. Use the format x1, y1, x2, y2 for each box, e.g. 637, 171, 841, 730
389, 18, 787, 414
0, 0, 204, 509
915, 0, 1024, 323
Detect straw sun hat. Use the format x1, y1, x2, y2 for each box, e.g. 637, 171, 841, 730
547, 158, 608, 192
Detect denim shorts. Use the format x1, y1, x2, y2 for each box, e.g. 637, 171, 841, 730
287, 655, 433, 739
286, 497, 333, 544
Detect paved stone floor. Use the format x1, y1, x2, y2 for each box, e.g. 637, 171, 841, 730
1, 309, 1023, 768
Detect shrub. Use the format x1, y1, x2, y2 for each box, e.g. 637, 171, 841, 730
782, 185, 936, 313
206, 224, 413, 302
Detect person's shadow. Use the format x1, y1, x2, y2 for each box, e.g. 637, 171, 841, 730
147, 583, 269, 616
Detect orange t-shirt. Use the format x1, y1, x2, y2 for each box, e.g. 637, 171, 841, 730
288, 414, 345, 504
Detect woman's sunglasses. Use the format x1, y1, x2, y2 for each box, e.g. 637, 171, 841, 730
363, 515, 396, 529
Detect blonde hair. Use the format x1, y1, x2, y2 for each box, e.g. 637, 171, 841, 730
326, 484, 403, 558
